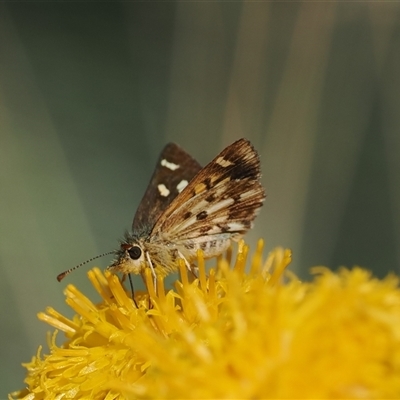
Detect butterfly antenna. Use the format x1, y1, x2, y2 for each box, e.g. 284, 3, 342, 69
56, 251, 114, 282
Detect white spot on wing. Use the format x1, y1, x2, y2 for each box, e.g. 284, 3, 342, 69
157, 184, 170, 197
161, 159, 180, 171
177, 179, 188, 193
226, 222, 246, 231
216, 156, 233, 167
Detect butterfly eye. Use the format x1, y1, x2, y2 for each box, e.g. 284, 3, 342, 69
128, 246, 142, 260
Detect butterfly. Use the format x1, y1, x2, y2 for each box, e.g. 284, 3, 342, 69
58, 138, 265, 297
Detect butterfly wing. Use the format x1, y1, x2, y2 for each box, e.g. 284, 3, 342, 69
150, 139, 265, 247
132, 143, 202, 231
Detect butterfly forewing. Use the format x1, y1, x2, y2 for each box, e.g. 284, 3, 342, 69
150, 139, 265, 246
132, 143, 202, 230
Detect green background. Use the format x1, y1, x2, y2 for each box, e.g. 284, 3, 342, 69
1, 2, 399, 395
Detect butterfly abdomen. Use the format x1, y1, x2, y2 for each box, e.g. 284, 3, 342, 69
178, 237, 232, 261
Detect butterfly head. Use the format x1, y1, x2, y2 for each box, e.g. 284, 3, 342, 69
108, 234, 146, 275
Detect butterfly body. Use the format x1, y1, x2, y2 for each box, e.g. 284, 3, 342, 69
112, 230, 233, 277
108, 138, 266, 280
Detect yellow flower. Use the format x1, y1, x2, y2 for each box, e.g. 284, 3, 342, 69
10, 240, 400, 399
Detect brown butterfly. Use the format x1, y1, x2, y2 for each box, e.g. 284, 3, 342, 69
58, 139, 265, 297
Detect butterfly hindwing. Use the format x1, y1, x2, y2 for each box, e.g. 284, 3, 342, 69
132, 143, 202, 231
150, 138, 265, 243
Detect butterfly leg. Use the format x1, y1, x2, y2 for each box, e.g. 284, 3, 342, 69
177, 250, 195, 274
177, 252, 197, 282
145, 251, 157, 292
128, 273, 139, 308
189, 264, 199, 279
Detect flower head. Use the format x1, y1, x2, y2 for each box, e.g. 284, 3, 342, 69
11, 240, 400, 399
